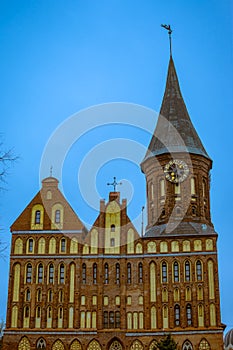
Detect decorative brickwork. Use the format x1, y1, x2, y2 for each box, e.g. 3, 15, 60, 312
2, 56, 224, 350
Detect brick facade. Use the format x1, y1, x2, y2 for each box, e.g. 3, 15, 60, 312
2, 56, 225, 350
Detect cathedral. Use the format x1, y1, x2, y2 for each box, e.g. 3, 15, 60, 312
2, 54, 225, 350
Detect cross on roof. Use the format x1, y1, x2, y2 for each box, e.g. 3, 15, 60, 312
107, 177, 122, 192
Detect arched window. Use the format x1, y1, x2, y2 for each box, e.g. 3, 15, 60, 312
35, 306, 41, 328
60, 238, 66, 253
27, 238, 34, 253
208, 259, 215, 299
210, 303, 216, 326
104, 263, 109, 284
109, 339, 122, 350
160, 179, 165, 197
38, 237, 45, 254
13, 264, 20, 302
48, 264, 54, 284
150, 262, 156, 302
182, 340, 193, 350
162, 261, 167, 282
196, 260, 203, 281
174, 304, 180, 326
15, 303, 23, 325
185, 287, 191, 301
25, 288, 31, 301
26, 263, 32, 283
197, 286, 203, 300
136, 242, 143, 253
175, 183, 181, 195
133, 312, 138, 329
37, 288, 42, 302
202, 180, 207, 197
93, 263, 97, 284
116, 263, 120, 284
162, 288, 168, 302
49, 237, 56, 254
111, 224, 115, 232
127, 263, 131, 284
70, 238, 78, 253
52, 340, 64, 350
109, 311, 114, 328
191, 177, 196, 195
23, 306, 30, 328
138, 262, 143, 283
127, 312, 132, 329
151, 306, 156, 329
68, 307, 74, 329
59, 264, 65, 284
185, 261, 191, 282
186, 304, 192, 326
18, 337, 30, 350
198, 304, 204, 327
162, 305, 168, 328
173, 261, 179, 282
115, 296, 120, 306
35, 210, 41, 224
51, 204, 63, 229
55, 210, 60, 223
14, 237, 23, 254
82, 263, 86, 284
31, 204, 44, 230
58, 307, 63, 328
37, 338, 46, 349
81, 295, 86, 305
174, 288, 180, 302
138, 295, 143, 305
48, 289, 53, 302
199, 339, 210, 350
37, 263, 43, 283
103, 311, 108, 328
47, 306, 52, 328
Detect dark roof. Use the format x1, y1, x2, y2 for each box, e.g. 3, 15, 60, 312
144, 222, 216, 237
224, 328, 233, 348
143, 57, 210, 161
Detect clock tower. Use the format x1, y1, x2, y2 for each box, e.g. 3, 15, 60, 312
141, 56, 212, 232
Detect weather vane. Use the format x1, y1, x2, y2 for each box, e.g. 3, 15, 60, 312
107, 177, 122, 192
161, 24, 173, 56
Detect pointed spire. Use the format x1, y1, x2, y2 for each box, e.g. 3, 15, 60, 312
143, 57, 210, 161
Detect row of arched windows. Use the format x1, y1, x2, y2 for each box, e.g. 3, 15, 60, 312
30, 203, 64, 230
11, 301, 217, 330
24, 262, 65, 284
15, 236, 70, 255
17, 336, 212, 350
81, 262, 143, 285
161, 259, 204, 283
148, 304, 216, 329
14, 235, 214, 256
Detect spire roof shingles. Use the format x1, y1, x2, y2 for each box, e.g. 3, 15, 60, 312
143, 57, 210, 161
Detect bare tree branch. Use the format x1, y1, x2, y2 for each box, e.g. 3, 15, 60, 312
0, 141, 19, 191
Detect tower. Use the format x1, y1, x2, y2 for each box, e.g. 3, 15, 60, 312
141, 56, 212, 231
140, 55, 224, 348
2, 48, 224, 350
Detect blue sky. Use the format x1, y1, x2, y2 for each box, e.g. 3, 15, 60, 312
0, 0, 233, 333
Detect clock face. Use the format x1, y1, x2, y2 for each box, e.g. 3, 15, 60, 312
164, 159, 189, 183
